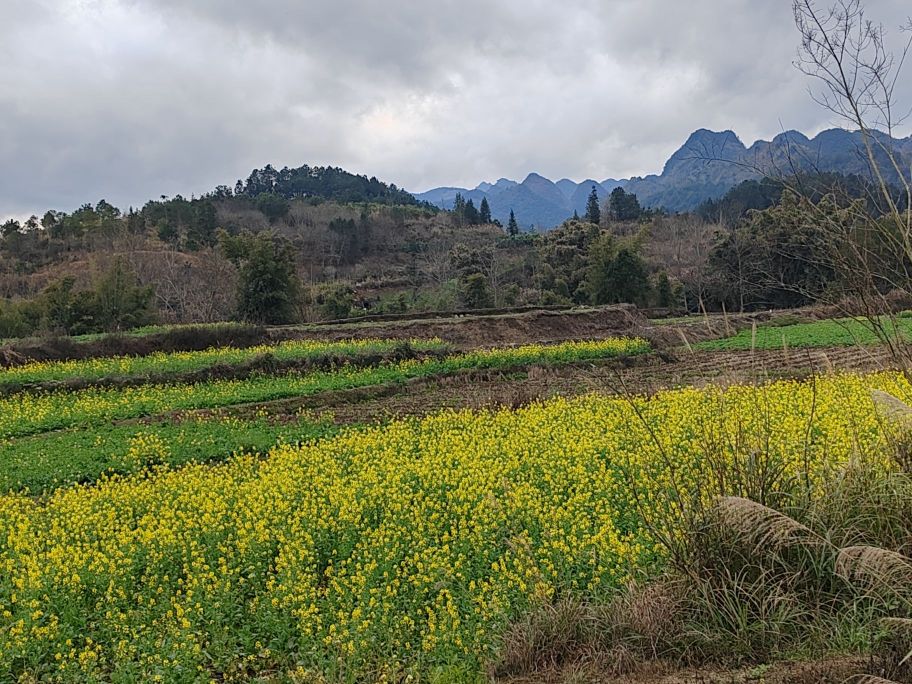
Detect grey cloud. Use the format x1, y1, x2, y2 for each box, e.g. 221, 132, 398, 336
1, 0, 910, 219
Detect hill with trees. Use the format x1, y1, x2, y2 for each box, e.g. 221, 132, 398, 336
235, 163, 424, 206
2, 141, 909, 339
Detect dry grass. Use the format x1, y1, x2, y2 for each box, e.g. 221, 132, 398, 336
872, 390, 912, 426
715, 496, 820, 551
496, 392, 912, 683
836, 546, 912, 591
872, 390, 912, 472
491, 582, 688, 680
874, 618, 912, 682
492, 597, 601, 677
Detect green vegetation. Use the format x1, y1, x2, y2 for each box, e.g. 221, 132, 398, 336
239, 163, 423, 206
695, 316, 912, 351
0, 368, 907, 681
0, 415, 342, 494
607, 186, 642, 221
0, 321, 263, 347
61, 321, 256, 343
221, 231, 300, 324
0, 258, 155, 338
584, 185, 601, 225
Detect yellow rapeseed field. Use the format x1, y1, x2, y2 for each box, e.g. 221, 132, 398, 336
0, 371, 907, 681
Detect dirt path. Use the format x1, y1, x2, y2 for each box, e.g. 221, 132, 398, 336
497, 656, 865, 684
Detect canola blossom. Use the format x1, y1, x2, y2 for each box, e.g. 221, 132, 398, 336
0, 337, 450, 388
0, 370, 905, 681
0, 338, 648, 439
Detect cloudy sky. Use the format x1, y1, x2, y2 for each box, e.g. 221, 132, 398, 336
2, 0, 910, 218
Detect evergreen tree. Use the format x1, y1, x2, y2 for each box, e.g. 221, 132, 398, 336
507, 209, 519, 236
655, 271, 674, 307
464, 198, 480, 225
187, 201, 218, 249
610, 248, 650, 304
585, 236, 650, 306
479, 197, 492, 224
453, 193, 466, 217
459, 272, 493, 309
40, 277, 78, 333
255, 192, 290, 223
584, 186, 601, 225
609, 187, 642, 221
92, 259, 156, 332
1, 220, 20, 238
221, 231, 299, 324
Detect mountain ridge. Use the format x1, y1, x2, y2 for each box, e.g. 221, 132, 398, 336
413, 128, 912, 229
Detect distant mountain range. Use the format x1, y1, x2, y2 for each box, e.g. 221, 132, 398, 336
413, 128, 912, 229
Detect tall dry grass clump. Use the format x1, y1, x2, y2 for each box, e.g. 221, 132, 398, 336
836, 546, 912, 591
715, 496, 820, 551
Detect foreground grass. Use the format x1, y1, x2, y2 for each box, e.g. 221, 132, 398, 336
0, 338, 649, 439
0, 370, 903, 681
694, 316, 912, 351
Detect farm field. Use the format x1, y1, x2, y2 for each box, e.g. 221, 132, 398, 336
0, 318, 910, 682
0, 338, 647, 440
0, 337, 451, 391
693, 315, 912, 351
0, 415, 341, 494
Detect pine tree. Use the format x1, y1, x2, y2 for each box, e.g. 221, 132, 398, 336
479, 197, 492, 223
453, 192, 466, 217
507, 209, 519, 236
656, 271, 674, 307
464, 198, 479, 225
459, 272, 493, 309
584, 186, 601, 225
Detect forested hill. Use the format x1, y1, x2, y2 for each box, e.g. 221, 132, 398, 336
234, 164, 422, 206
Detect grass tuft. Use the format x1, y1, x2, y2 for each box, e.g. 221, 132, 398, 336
716, 496, 819, 551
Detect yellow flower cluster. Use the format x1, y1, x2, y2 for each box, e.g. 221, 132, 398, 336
122, 432, 172, 470
0, 371, 904, 680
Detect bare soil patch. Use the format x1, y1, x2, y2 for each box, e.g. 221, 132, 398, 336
270, 305, 652, 349
497, 656, 865, 684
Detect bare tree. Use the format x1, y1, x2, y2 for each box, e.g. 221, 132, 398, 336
788, 0, 912, 363
646, 213, 718, 310
416, 238, 455, 286
130, 248, 237, 323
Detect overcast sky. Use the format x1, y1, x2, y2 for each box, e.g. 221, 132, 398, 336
2, 0, 911, 219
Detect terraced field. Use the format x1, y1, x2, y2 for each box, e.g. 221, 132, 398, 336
0, 338, 451, 390
1, 322, 910, 682
694, 315, 912, 351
